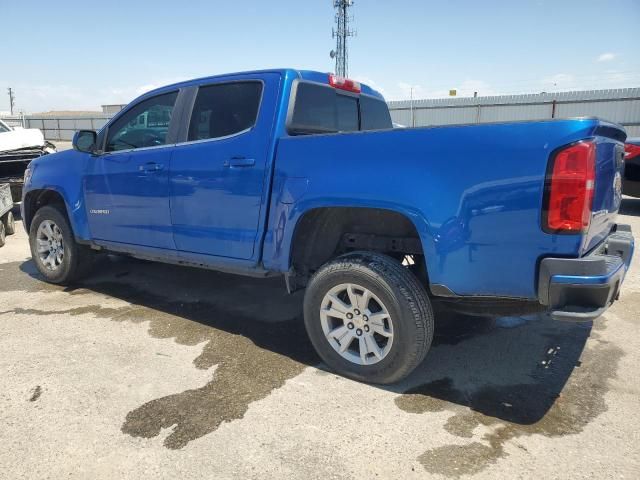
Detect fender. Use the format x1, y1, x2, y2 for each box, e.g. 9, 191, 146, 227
23, 149, 91, 240
261, 177, 437, 278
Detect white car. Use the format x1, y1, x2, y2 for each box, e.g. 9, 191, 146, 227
0, 119, 56, 202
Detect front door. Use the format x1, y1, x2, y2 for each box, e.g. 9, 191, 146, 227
84, 91, 179, 250
169, 74, 280, 259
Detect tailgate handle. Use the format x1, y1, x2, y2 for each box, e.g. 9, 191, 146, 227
224, 157, 255, 168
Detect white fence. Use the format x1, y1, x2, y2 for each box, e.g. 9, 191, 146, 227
388, 88, 640, 137
0, 114, 111, 141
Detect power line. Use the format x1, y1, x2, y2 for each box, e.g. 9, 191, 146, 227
396, 71, 640, 99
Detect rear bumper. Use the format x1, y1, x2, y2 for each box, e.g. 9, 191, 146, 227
538, 224, 634, 321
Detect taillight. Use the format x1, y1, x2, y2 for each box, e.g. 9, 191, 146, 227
328, 74, 361, 93
543, 141, 596, 234
625, 143, 640, 160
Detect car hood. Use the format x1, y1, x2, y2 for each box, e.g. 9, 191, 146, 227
0, 127, 46, 153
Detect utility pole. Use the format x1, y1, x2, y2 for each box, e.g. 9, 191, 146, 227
330, 1, 356, 78
7, 88, 15, 115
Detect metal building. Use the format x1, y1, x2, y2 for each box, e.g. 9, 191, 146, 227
388, 88, 640, 137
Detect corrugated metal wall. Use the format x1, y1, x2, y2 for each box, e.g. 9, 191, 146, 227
388, 88, 640, 137
25, 116, 111, 141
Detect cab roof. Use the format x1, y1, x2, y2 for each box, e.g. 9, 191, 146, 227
137, 68, 385, 103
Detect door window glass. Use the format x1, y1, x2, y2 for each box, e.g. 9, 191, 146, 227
188, 82, 263, 141
105, 91, 177, 152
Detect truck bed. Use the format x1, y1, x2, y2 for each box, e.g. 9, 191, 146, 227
266, 117, 626, 300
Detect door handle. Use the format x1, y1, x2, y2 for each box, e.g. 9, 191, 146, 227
223, 157, 255, 168
139, 162, 164, 172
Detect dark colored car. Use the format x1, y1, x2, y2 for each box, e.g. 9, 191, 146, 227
624, 138, 640, 197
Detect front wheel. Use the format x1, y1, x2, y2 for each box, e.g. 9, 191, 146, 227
303, 251, 434, 384
29, 205, 93, 284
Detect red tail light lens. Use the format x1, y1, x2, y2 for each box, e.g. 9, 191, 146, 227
625, 143, 640, 160
544, 141, 596, 233
328, 74, 361, 93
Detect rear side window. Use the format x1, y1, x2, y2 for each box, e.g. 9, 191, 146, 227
289, 82, 392, 134
188, 82, 262, 141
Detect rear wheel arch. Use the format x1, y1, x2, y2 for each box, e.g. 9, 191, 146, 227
288, 206, 430, 289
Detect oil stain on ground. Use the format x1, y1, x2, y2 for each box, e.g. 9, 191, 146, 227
396, 316, 622, 477
4, 259, 318, 450
29, 385, 42, 402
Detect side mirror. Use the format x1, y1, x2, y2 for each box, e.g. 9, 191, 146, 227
73, 130, 97, 154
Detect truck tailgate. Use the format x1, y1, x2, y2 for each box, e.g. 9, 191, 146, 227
582, 123, 627, 254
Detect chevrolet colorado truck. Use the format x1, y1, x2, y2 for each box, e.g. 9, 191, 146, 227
21, 69, 634, 384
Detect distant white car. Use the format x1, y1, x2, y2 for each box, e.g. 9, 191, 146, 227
0, 119, 55, 153
0, 119, 56, 202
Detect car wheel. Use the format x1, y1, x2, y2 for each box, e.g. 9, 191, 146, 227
29, 205, 93, 284
3, 211, 16, 235
303, 251, 434, 384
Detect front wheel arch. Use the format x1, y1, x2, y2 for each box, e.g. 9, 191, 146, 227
23, 189, 69, 233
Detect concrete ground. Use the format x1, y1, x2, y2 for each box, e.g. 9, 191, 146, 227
1, 200, 639, 480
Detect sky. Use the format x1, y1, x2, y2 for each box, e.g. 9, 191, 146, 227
1, 0, 639, 113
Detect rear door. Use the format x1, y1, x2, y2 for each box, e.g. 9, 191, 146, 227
169, 73, 280, 259
84, 91, 179, 249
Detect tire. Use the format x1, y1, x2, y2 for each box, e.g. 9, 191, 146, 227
3, 211, 16, 235
29, 205, 94, 284
0, 221, 5, 247
303, 251, 434, 384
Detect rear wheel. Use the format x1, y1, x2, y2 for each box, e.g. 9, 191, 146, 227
29, 205, 94, 284
303, 251, 434, 384
2, 211, 16, 235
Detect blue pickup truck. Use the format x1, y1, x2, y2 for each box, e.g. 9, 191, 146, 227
21, 69, 634, 383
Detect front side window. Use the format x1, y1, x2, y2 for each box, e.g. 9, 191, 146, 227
105, 91, 177, 152
188, 82, 262, 141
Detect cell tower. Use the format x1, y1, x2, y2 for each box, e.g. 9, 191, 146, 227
330, 0, 356, 78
